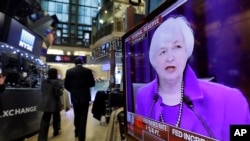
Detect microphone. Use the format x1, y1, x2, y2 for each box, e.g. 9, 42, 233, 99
149, 95, 159, 118
183, 96, 215, 138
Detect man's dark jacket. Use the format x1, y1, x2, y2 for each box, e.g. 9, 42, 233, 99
64, 65, 95, 104
0, 84, 5, 114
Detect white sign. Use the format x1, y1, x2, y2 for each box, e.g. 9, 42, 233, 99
19, 29, 35, 51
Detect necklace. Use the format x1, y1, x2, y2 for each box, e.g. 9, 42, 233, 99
158, 81, 184, 127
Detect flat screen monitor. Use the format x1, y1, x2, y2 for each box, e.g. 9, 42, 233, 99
101, 63, 110, 71
122, 0, 250, 140
7, 18, 43, 57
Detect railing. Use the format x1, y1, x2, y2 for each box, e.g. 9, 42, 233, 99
92, 18, 125, 43
54, 18, 125, 46
93, 24, 113, 43
54, 37, 90, 48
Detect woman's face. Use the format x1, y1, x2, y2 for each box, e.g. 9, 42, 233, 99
153, 27, 189, 82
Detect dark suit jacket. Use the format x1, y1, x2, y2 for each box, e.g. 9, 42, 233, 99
64, 65, 95, 104
92, 91, 108, 121
0, 84, 5, 114
39, 79, 64, 112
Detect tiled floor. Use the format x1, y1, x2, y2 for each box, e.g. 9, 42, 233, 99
26, 105, 108, 141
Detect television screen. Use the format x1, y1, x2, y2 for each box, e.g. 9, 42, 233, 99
101, 63, 110, 71
7, 18, 43, 57
46, 55, 86, 63
123, 0, 250, 141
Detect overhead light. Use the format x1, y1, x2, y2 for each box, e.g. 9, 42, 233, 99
99, 19, 104, 24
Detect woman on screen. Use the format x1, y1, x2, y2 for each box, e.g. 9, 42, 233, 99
135, 15, 250, 141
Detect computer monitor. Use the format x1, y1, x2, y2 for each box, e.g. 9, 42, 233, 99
122, 0, 250, 140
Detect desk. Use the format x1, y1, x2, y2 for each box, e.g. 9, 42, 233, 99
0, 88, 43, 140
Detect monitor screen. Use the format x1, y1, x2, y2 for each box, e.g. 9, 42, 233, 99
122, 0, 250, 140
101, 63, 110, 71
7, 18, 43, 57
46, 55, 86, 63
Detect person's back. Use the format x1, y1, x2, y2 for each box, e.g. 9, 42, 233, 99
64, 57, 95, 141
38, 68, 63, 141
64, 65, 95, 103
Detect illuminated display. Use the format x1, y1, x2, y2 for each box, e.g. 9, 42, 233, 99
19, 29, 35, 51
122, 0, 250, 141
92, 38, 121, 59
55, 55, 71, 62
46, 55, 86, 63
6, 17, 43, 57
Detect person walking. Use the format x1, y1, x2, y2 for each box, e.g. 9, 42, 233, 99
64, 57, 95, 141
38, 68, 64, 141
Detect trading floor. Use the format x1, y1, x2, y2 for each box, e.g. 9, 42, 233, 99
26, 105, 108, 141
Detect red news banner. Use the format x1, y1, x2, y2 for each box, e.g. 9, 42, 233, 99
127, 114, 218, 141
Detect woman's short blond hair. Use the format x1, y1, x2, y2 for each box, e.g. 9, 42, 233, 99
149, 15, 194, 68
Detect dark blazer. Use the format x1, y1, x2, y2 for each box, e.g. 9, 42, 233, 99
64, 65, 95, 104
39, 79, 64, 112
0, 84, 5, 114
0, 84, 4, 93
92, 91, 108, 121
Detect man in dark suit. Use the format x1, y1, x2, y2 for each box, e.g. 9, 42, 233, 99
64, 57, 95, 141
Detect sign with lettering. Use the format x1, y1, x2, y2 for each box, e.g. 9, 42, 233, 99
92, 38, 121, 59
6, 18, 43, 57
0, 106, 37, 117
19, 29, 35, 52
230, 125, 250, 141
0, 89, 43, 140
127, 113, 218, 141
46, 55, 86, 63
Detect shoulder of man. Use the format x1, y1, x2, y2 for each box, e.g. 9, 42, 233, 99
42, 79, 51, 83
0, 84, 5, 93
50, 79, 63, 84
83, 67, 91, 71
68, 67, 76, 71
